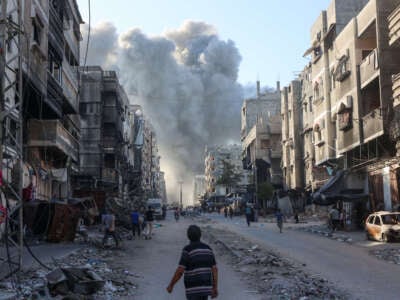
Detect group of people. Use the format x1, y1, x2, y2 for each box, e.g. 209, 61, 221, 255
223, 206, 234, 219
244, 205, 285, 233
130, 206, 155, 240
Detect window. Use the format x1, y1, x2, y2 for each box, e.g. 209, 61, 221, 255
261, 139, 270, 149
309, 97, 313, 112
334, 54, 351, 82
338, 110, 352, 131
374, 216, 381, 226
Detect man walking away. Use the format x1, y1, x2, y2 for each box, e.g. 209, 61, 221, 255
245, 205, 252, 226
145, 206, 154, 239
130, 208, 141, 239
102, 210, 119, 247
275, 209, 284, 233
167, 225, 218, 299
329, 206, 340, 232
229, 207, 233, 220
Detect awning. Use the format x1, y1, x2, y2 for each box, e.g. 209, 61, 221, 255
312, 170, 368, 205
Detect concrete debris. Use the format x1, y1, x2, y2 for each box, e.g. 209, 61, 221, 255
0, 247, 137, 299
292, 224, 354, 244
371, 248, 400, 265
203, 226, 349, 299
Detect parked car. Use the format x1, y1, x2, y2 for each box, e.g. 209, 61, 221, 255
365, 211, 400, 242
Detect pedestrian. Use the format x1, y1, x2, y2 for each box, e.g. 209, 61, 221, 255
245, 205, 252, 226
229, 207, 233, 219
145, 206, 154, 239
167, 225, 218, 299
75, 213, 88, 243
130, 208, 141, 239
329, 206, 340, 232
162, 204, 167, 220
294, 211, 299, 224
102, 209, 119, 247
224, 206, 228, 218
275, 209, 284, 233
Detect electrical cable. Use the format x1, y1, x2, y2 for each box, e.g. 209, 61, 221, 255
23, 237, 52, 270
83, 0, 91, 69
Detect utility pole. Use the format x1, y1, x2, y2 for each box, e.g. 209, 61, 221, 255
178, 180, 183, 209
0, 0, 24, 279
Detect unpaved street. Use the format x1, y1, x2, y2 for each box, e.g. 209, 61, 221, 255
206, 214, 400, 300
121, 213, 264, 300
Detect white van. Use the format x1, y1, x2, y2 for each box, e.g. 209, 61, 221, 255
147, 198, 163, 220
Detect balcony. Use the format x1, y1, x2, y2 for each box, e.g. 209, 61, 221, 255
48, 5, 64, 59
27, 119, 79, 162
359, 49, 379, 88
101, 168, 118, 183
392, 73, 400, 107
62, 65, 79, 114
362, 108, 384, 143
388, 5, 400, 46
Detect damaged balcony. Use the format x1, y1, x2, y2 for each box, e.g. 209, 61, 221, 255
27, 119, 79, 162
392, 72, 400, 107
362, 108, 383, 143
359, 49, 379, 88
388, 4, 400, 46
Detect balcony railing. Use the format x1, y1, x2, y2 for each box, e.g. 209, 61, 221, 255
388, 5, 400, 46
392, 72, 400, 107
362, 107, 384, 142
359, 49, 379, 87
27, 119, 79, 162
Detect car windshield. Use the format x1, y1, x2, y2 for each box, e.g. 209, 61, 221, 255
150, 203, 161, 209
381, 214, 400, 225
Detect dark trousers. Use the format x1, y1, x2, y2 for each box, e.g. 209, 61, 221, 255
246, 214, 251, 226
102, 229, 119, 246
132, 223, 141, 237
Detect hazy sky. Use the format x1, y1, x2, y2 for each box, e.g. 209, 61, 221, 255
76, 0, 331, 88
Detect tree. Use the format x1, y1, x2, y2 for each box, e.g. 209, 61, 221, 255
216, 160, 242, 191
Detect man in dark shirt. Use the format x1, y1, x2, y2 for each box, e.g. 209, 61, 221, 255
145, 206, 154, 239
167, 225, 218, 299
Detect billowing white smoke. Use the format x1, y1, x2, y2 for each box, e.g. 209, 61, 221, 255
82, 21, 244, 203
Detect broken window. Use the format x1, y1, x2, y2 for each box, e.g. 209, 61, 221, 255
338, 109, 352, 131
334, 53, 350, 82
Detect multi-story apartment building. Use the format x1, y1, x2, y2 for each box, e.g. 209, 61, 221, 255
241, 81, 281, 142
74, 67, 131, 206
193, 175, 206, 205
204, 144, 245, 196
282, 0, 400, 226
281, 80, 304, 190
24, 0, 83, 202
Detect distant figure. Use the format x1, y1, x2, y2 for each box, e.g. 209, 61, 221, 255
329, 206, 340, 232
162, 205, 167, 220
245, 205, 252, 226
294, 212, 299, 224
229, 207, 234, 219
224, 207, 228, 218
167, 225, 218, 299
275, 209, 284, 233
75, 214, 88, 242
145, 206, 155, 239
130, 209, 141, 239
102, 210, 119, 247
174, 207, 180, 222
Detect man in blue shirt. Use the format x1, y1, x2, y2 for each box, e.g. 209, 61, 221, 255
130, 209, 141, 239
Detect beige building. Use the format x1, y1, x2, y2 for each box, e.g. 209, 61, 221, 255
283, 0, 400, 222
281, 80, 304, 190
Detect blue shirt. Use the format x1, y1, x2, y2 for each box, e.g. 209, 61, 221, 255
131, 212, 139, 224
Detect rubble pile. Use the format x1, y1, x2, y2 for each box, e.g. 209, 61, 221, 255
290, 225, 353, 243
203, 226, 349, 300
0, 247, 138, 299
370, 248, 400, 265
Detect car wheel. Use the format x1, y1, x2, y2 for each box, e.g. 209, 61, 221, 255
381, 233, 388, 243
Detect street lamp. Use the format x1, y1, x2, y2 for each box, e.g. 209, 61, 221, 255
178, 180, 183, 209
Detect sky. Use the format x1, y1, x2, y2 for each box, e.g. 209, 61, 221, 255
76, 0, 331, 87
75, 0, 332, 204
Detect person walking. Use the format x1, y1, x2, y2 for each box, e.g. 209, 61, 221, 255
167, 225, 218, 299
102, 210, 119, 247
275, 209, 284, 233
130, 208, 141, 239
224, 206, 228, 218
329, 206, 340, 232
229, 207, 233, 220
245, 205, 252, 226
145, 206, 155, 239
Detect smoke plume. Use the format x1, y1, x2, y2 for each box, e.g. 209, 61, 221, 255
81, 21, 244, 203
